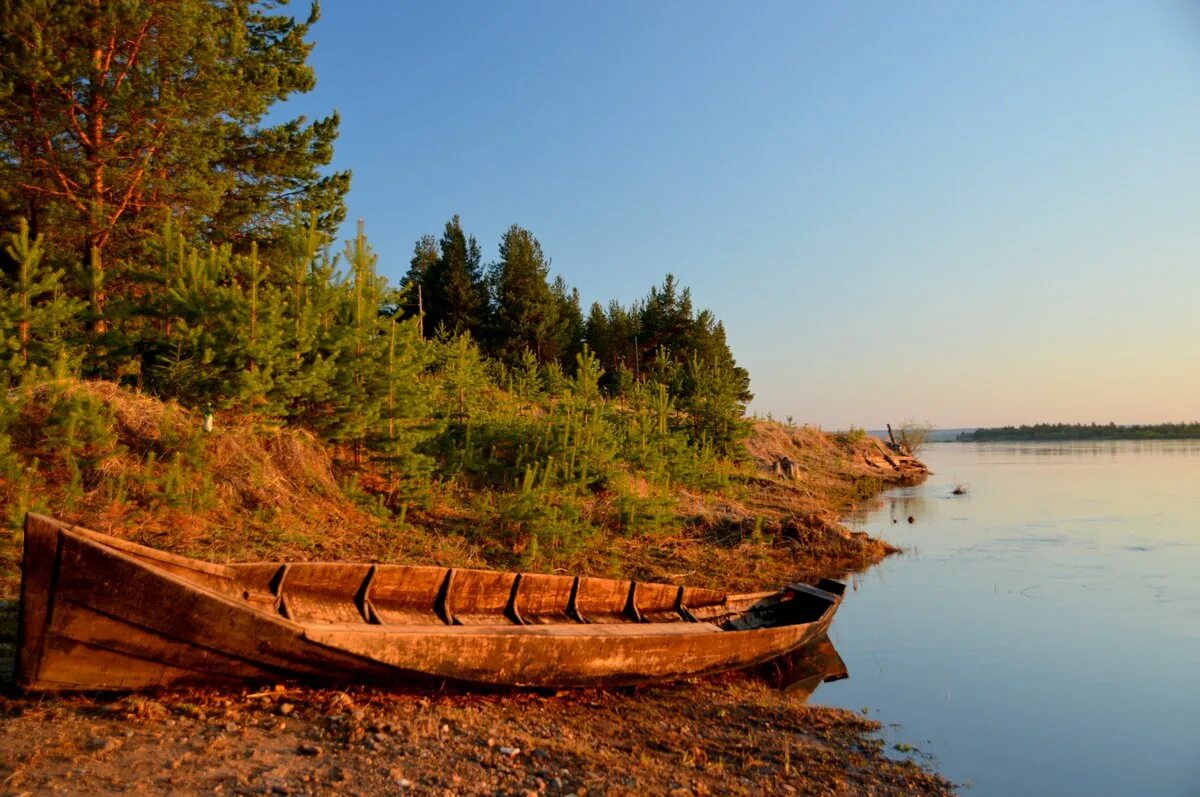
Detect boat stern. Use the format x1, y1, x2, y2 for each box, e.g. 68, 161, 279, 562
15, 513, 65, 690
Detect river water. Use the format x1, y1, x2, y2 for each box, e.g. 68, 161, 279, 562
813, 441, 1200, 796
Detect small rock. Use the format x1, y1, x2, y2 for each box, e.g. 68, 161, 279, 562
397, 779, 412, 789
278, 703, 295, 716
532, 748, 549, 760
297, 743, 324, 757
87, 736, 116, 752
224, 722, 239, 733
498, 746, 520, 757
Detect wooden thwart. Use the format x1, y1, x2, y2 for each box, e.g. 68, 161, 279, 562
15, 514, 845, 692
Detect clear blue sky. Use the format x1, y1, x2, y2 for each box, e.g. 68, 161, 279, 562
283, 0, 1200, 428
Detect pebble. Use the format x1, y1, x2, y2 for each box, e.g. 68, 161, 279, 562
278, 703, 295, 717
498, 746, 521, 757
87, 736, 116, 752
532, 748, 549, 760
297, 743, 323, 756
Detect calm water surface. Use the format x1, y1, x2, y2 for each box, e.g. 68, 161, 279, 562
815, 441, 1200, 796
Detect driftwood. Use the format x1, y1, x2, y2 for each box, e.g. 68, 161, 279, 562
885, 423, 912, 456
771, 455, 800, 480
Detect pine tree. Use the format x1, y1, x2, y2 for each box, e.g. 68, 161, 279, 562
421, 216, 487, 337
268, 210, 341, 420
402, 234, 440, 338
638, 274, 694, 367
488, 225, 562, 365
147, 243, 241, 402
230, 243, 292, 411
0, 0, 347, 332
0, 219, 84, 382
326, 221, 386, 462
584, 299, 638, 382
550, 275, 584, 365
678, 353, 751, 454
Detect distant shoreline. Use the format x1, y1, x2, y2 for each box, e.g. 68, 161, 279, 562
955, 423, 1200, 442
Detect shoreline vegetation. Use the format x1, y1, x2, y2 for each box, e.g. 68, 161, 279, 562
0, 381, 948, 795
0, 380, 930, 598
0, 4, 947, 792
957, 422, 1200, 442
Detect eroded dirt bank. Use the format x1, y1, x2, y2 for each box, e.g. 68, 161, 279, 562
0, 387, 946, 795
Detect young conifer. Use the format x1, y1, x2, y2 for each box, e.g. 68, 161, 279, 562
0, 220, 85, 383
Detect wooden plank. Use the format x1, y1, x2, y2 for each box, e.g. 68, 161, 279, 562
276, 563, 372, 625
226, 563, 288, 613
45, 599, 281, 683
448, 569, 517, 626
304, 617, 831, 689
681, 585, 726, 611
51, 532, 391, 681
512, 573, 575, 625
635, 582, 684, 623
575, 577, 633, 624
369, 565, 448, 625
34, 636, 248, 691
15, 514, 61, 689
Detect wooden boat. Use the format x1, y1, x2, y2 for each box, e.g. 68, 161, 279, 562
15, 514, 845, 692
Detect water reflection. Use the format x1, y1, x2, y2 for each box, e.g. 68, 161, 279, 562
819, 441, 1200, 797
757, 634, 848, 700
885, 493, 934, 525
974, 440, 1200, 458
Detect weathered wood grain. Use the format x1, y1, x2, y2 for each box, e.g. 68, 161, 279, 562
16, 513, 844, 692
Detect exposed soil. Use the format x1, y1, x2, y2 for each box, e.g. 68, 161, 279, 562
0, 674, 951, 796
0, 384, 946, 794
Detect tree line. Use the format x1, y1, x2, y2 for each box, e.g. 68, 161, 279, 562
957, 423, 1200, 442
0, 0, 753, 497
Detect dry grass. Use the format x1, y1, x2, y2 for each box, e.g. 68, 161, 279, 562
0, 390, 946, 794
0, 383, 927, 599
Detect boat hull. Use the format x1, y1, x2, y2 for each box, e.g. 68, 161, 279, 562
16, 514, 843, 692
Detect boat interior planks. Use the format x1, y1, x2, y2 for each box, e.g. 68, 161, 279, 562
15, 513, 846, 692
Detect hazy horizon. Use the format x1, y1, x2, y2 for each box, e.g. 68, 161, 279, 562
286, 1, 1200, 428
